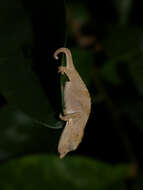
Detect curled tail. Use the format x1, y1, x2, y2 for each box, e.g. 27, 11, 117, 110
53, 47, 74, 69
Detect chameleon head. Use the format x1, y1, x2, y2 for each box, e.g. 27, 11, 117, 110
58, 142, 77, 159
58, 129, 84, 159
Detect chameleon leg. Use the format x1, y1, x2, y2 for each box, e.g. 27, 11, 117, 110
58, 66, 72, 80
59, 112, 81, 121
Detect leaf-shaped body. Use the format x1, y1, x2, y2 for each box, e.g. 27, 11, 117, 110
54, 48, 91, 158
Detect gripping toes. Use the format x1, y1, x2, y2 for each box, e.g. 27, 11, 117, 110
58, 66, 66, 74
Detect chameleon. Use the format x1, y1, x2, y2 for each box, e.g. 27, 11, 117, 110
54, 47, 91, 158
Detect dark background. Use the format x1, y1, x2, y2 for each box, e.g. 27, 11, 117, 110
0, 0, 143, 189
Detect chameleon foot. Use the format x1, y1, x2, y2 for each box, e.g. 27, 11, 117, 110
58, 66, 66, 75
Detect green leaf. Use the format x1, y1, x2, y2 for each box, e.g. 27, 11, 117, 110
0, 105, 63, 160
0, 0, 66, 126
0, 56, 59, 126
0, 0, 66, 160
0, 155, 131, 190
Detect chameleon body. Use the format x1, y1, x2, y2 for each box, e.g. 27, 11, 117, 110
54, 48, 91, 158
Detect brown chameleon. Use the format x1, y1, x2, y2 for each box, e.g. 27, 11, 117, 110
54, 48, 91, 158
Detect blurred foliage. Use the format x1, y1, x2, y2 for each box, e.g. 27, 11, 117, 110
0, 0, 143, 189
0, 0, 65, 160
0, 155, 133, 190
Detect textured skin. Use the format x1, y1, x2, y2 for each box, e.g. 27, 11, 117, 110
54, 48, 91, 158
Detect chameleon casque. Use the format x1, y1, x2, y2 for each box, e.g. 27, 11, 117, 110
54, 48, 91, 158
